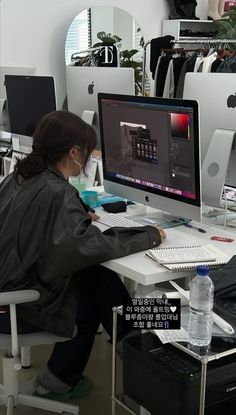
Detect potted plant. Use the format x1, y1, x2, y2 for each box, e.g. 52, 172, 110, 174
215, 5, 236, 48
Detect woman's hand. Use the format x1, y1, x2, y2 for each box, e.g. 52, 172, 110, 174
88, 211, 100, 221
153, 225, 166, 242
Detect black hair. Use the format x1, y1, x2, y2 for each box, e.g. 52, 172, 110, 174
14, 110, 97, 180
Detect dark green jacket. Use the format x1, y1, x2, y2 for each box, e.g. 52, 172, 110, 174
0, 166, 161, 336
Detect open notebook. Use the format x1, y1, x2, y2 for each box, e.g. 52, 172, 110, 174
145, 244, 230, 272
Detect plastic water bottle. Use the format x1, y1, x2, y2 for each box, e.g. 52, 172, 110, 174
188, 265, 214, 347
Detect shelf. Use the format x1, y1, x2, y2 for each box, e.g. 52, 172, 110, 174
162, 19, 218, 41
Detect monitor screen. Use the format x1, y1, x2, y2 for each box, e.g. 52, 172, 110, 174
0, 67, 36, 132
5, 75, 57, 137
98, 93, 201, 222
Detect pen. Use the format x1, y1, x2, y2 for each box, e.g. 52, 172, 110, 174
184, 222, 207, 233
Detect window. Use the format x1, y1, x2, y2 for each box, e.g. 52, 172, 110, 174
133, 20, 143, 62
65, 9, 91, 65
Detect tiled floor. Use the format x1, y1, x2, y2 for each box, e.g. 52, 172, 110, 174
0, 332, 130, 415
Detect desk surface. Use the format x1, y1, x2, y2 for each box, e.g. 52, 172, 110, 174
101, 216, 236, 285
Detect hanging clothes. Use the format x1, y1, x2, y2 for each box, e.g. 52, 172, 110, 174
173, 56, 189, 97
149, 35, 174, 79
216, 55, 236, 73
155, 55, 172, 96
176, 53, 197, 98
163, 59, 174, 98
201, 51, 218, 72
211, 58, 223, 72
193, 56, 203, 72
163, 55, 188, 98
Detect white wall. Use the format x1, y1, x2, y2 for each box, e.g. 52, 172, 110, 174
0, 0, 208, 107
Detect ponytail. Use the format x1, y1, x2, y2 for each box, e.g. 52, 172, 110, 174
13, 151, 47, 181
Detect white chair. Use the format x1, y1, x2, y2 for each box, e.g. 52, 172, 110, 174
0, 289, 79, 415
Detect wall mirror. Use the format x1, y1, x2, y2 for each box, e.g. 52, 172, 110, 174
65, 6, 145, 94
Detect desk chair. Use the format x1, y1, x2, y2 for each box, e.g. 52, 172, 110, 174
0, 289, 79, 415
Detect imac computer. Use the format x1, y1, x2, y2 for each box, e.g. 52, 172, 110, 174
5, 75, 57, 153
183, 73, 236, 207
183, 73, 236, 183
66, 67, 135, 146
98, 93, 201, 222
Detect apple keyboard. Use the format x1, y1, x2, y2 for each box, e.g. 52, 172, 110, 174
97, 212, 143, 228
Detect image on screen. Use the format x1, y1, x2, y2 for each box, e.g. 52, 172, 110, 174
119, 121, 158, 165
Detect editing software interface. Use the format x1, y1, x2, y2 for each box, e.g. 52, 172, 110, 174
99, 95, 199, 206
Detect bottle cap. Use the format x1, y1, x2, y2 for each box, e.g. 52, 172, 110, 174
196, 265, 209, 276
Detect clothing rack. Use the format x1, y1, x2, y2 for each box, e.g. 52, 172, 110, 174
171, 39, 236, 45
142, 38, 236, 96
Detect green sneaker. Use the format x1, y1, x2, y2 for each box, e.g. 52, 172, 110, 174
35, 375, 92, 402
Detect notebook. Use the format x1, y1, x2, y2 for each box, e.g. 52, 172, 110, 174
145, 244, 230, 272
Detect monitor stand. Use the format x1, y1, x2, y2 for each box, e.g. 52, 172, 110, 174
81, 110, 95, 126
0, 98, 5, 115
201, 129, 236, 209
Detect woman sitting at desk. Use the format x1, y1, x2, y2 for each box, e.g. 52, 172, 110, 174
0, 110, 166, 401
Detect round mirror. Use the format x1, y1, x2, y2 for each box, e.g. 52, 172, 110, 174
65, 6, 145, 94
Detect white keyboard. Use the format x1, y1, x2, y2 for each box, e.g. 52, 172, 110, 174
97, 212, 143, 228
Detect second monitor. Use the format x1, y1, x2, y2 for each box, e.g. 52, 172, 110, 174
66, 67, 135, 145
5, 75, 57, 138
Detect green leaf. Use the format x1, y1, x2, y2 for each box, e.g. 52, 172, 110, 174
216, 20, 236, 39
96, 31, 106, 40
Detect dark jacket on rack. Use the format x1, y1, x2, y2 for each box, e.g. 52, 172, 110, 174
155, 55, 172, 96
176, 53, 197, 98
150, 35, 174, 79
0, 166, 161, 337
216, 55, 236, 73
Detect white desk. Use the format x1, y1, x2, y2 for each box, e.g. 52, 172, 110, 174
95, 207, 236, 415
100, 216, 236, 285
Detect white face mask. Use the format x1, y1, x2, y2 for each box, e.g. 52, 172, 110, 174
73, 159, 82, 169
73, 146, 92, 172
73, 145, 83, 170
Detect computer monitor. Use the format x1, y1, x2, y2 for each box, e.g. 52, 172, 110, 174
0, 67, 36, 132
98, 93, 201, 222
0, 66, 36, 99
66, 67, 135, 146
183, 72, 236, 175
5, 75, 57, 138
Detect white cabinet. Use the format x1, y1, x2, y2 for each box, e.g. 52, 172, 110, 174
162, 19, 218, 42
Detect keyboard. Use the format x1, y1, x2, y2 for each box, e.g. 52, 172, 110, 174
97, 212, 143, 228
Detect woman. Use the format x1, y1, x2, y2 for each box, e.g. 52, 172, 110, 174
0, 110, 165, 400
